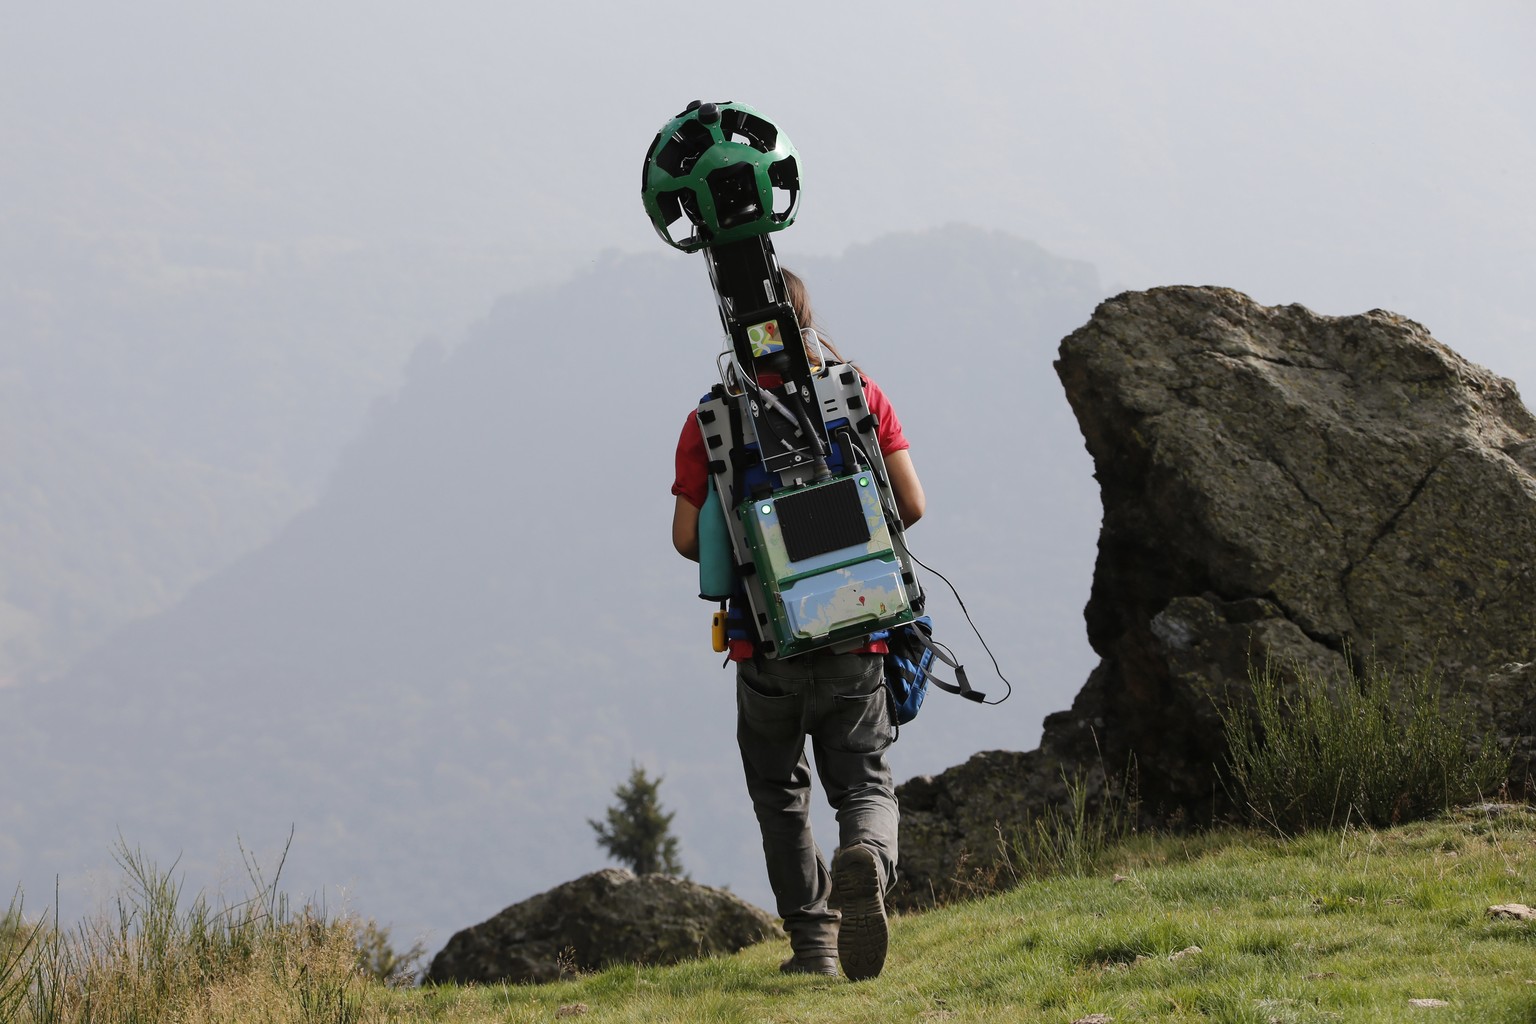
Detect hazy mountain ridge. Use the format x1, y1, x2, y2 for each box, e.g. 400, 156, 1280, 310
0, 379, 298, 684
0, 214, 540, 682
1, 226, 1107, 949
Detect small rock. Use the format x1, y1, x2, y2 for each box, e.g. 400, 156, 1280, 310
1489, 903, 1535, 921
1409, 998, 1450, 1008
426, 869, 780, 985
1169, 945, 1202, 962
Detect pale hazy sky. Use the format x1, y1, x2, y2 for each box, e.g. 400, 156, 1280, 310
4, 1, 1532, 383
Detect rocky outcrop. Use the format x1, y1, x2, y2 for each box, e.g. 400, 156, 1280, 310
895, 750, 1040, 905
425, 870, 780, 985
894, 286, 1536, 907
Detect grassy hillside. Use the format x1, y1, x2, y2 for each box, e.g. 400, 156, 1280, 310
6, 807, 1533, 1023
406, 808, 1536, 1024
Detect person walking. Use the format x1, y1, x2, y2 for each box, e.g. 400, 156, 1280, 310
669, 270, 925, 980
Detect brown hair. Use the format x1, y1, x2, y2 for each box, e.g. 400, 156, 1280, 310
782, 267, 850, 367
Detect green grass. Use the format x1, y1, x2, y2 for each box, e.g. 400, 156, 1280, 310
373, 804, 1536, 1024
6, 810, 1533, 1022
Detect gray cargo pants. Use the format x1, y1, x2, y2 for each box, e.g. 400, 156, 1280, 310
736, 649, 898, 960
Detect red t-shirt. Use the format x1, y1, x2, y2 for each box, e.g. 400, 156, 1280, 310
672, 374, 911, 661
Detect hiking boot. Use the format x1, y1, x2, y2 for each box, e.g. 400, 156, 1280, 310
832, 844, 888, 981
779, 954, 838, 977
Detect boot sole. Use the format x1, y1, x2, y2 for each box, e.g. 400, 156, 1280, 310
833, 846, 887, 981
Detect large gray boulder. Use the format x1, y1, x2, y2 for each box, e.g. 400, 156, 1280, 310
894, 286, 1536, 907
425, 869, 780, 985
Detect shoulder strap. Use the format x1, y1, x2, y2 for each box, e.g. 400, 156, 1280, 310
717, 393, 769, 649
724, 395, 746, 505
905, 624, 986, 704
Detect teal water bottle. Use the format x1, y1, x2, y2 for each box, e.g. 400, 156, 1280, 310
698, 486, 735, 600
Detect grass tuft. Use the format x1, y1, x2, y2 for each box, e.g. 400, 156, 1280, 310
1220, 657, 1510, 834
1011, 766, 1140, 882
947, 760, 1143, 903
1, 835, 422, 1023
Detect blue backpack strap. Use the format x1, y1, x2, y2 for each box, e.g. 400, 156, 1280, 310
887, 617, 985, 707
909, 626, 984, 703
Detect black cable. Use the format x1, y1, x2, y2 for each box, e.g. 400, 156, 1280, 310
842, 432, 1013, 706
790, 398, 832, 482
906, 548, 1014, 707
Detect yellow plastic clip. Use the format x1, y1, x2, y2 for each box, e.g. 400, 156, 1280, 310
711, 609, 728, 653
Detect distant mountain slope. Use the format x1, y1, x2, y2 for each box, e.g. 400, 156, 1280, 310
0, 216, 528, 681
0, 226, 1107, 950
0, 381, 297, 684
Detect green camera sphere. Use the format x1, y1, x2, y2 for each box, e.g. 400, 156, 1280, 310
641, 100, 801, 252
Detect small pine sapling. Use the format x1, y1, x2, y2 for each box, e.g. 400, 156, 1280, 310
588, 764, 685, 876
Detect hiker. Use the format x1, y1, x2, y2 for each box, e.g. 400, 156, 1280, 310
670, 269, 925, 980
